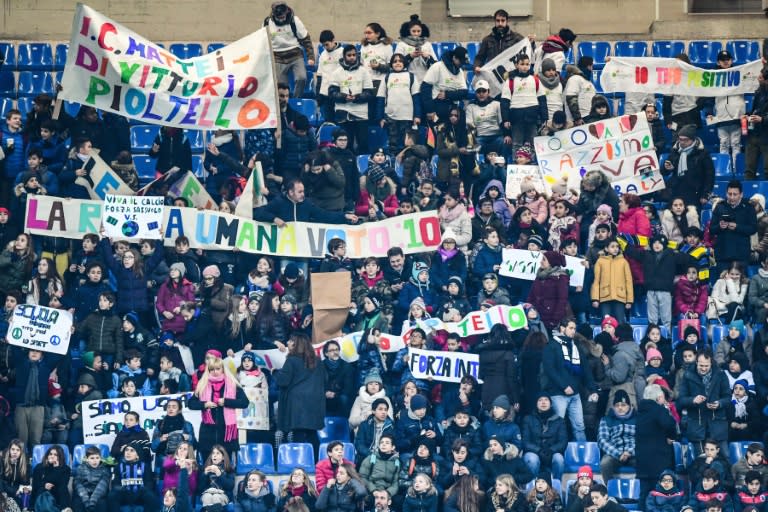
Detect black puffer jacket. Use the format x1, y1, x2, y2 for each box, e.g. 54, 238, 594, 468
663, 138, 714, 206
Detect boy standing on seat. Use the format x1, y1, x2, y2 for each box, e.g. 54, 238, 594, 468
704, 50, 745, 168
501, 54, 548, 155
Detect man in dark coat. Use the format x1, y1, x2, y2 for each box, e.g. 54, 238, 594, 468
521, 392, 568, 480
710, 179, 758, 275
590, 483, 629, 512
472, 8, 525, 70
253, 178, 357, 225
662, 124, 715, 208
636, 384, 678, 509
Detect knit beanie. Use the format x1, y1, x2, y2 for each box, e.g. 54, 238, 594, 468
170, 262, 186, 277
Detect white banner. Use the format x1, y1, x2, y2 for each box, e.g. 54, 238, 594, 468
500, 248, 543, 280
7, 305, 72, 355
225, 349, 287, 372
102, 194, 164, 239
564, 255, 586, 287
601, 57, 762, 97
237, 386, 269, 431
82, 393, 202, 445
60, 4, 278, 130
505, 165, 551, 199
475, 37, 533, 97
534, 114, 660, 195
76, 151, 134, 200
166, 171, 217, 210
612, 169, 666, 196
408, 347, 481, 384
235, 163, 267, 218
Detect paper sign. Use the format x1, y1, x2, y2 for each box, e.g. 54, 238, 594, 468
237, 386, 269, 430
505, 165, 551, 198
60, 4, 278, 130
475, 38, 533, 98
7, 304, 72, 355
81, 393, 202, 445
564, 255, 586, 287
500, 248, 543, 280
408, 347, 481, 384
612, 169, 666, 197
102, 194, 164, 239
225, 349, 287, 372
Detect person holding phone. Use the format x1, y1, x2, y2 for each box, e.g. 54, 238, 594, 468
710, 179, 757, 276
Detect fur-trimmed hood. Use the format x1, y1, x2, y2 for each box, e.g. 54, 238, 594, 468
483, 442, 519, 461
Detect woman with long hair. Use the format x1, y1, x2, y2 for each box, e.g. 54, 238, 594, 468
253, 291, 289, 350
226, 294, 256, 356
31, 445, 71, 512
156, 262, 196, 335
361, 22, 393, 84
26, 257, 64, 306
395, 15, 436, 83
277, 334, 326, 452
0, 440, 30, 509
0, 233, 35, 296
277, 468, 318, 512
525, 475, 563, 512
486, 474, 525, 512
445, 474, 484, 512
197, 444, 235, 505
189, 359, 248, 462
315, 463, 368, 512
162, 441, 198, 496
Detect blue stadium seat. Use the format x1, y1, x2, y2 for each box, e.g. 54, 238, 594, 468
318, 123, 338, 145
318, 417, 351, 443
607, 479, 640, 505
277, 443, 315, 473
207, 43, 226, 53
631, 324, 647, 343
0, 43, 15, 70
0, 71, 15, 97
237, 443, 275, 474
735, 153, 747, 177
743, 181, 761, 198
318, 442, 355, 463
437, 42, 457, 60
564, 442, 601, 472
615, 97, 625, 115
614, 41, 648, 58
134, 155, 156, 181
700, 126, 719, 151
711, 153, 732, 177
357, 154, 370, 174
192, 155, 204, 176
17, 43, 53, 71
688, 41, 723, 68
17, 71, 55, 97
16, 97, 33, 121
712, 180, 728, 198
169, 43, 203, 60
63, 100, 82, 119
700, 207, 713, 227
466, 42, 479, 67
592, 70, 604, 93
367, 126, 388, 153
711, 324, 726, 352
577, 41, 611, 69
759, 180, 768, 198
32, 444, 71, 467
672, 442, 686, 473
54, 44, 69, 71
726, 40, 760, 65
728, 441, 757, 464
185, 129, 205, 153
651, 41, 685, 59
130, 125, 160, 153
564, 47, 574, 65
72, 444, 110, 469
0, 97, 12, 118
289, 98, 318, 126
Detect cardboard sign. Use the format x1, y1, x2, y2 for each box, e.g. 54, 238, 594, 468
500, 249, 543, 280
601, 56, 762, 97
102, 194, 164, 239
564, 255, 586, 287
60, 4, 278, 130
7, 304, 72, 355
237, 386, 269, 431
81, 393, 202, 445
408, 347, 481, 384
166, 171, 217, 210
505, 165, 551, 198
311, 272, 352, 343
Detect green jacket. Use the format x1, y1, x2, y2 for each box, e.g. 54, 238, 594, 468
359, 451, 400, 498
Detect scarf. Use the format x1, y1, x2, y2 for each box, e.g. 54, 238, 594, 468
339, 56, 361, 72
537, 266, 568, 280
677, 143, 696, 176
201, 374, 238, 442
23, 361, 40, 405
290, 485, 306, 497
732, 394, 748, 418
555, 335, 582, 373
160, 413, 186, 434
539, 70, 561, 90
76, 152, 90, 162
759, 268, 768, 278
401, 35, 426, 49
701, 369, 713, 395
437, 247, 459, 262
324, 357, 341, 372
212, 133, 233, 146
439, 202, 467, 223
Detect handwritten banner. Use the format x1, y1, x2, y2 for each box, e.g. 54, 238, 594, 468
500, 248, 543, 280
534, 114, 660, 196
408, 347, 481, 384
102, 194, 164, 239
7, 304, 72, 355
82, 393, 202, 445
25, 196, 442, 257
505, 165, 551, 198
612, 169, 666, 197
601, 57, 762, 97
564, 255, 586, 287
238, 386, 269, 431
60, 4, 278, 130
76, 151, 134, 200
167, 171, 217, 210
475, 37, 533, 98
225, 348, 287, 372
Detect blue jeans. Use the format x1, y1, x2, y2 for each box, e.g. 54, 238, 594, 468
523, 451, 565, 480
550, 393, 586, 441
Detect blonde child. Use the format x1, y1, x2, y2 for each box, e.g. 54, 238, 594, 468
402, 473, 438, 512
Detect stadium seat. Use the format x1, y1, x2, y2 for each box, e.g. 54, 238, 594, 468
169, 43, 203, 60
700, 207, 713, 228
631, 324, 647, 343
710, 324, 726, 352
607, 479, 640, 505
0, 71, 15, 97
688, 41, 723, 68
712, 180, 728, 198
277, 442, 315, 473
592, 70, 604, 93
207, 43, 226, 53
711, 153, 732, 177
735, 153, 747, 177
16, 43, 53, 71
651, 41, 685, 59
63, 100, 82, 119
564, 47, 574, 65
577, 41, 611, 69
192, 154, 204, 176
0, 97, 12, 118
759, 180, 768, 198
17, 71, 55, 97
672, 441, 686, 473
236, 443, 275, 474
0, 43, 15, 70
16, 97, 33, 120
614, 41, 648, 58
317, 123, 338, 145
465, 42, 479, 67
726, 40, 760, 65
367, 125, 388, 153
318, 442, 355, 463
130, 125, 160, 153
564, 442, 601, 472
728, 441, 756, 464
134, 155, 156, 181
357, 154, 370, 174
289, 98, 318, 126
318, 417, 351, 443
54, 43, 69, 71
72, 444, 110, 469
185, 129, 205, 152
32, 444, 71, 467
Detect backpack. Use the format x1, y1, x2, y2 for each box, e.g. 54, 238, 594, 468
508, 74, 540, 95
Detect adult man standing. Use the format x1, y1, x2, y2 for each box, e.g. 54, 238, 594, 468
598, 390, 637, 482
710, 180, 757, 275
473, 9, 525, 71
253, 178, 358, 225
542, 317, 599, 441
264, 2, 315, 98
662, 124, 715, 208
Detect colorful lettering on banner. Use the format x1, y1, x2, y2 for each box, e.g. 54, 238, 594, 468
82, 393, 202, 445
167, 172, 217, 210
475, 38, 533, 98
499, 249, 543, 281
60, 4, 278, 130
408, 347, 482, 384
534, 114, 662, 196
76, 151, 134, 200
24, 196, 443, 257
612, 169, 666, 197
601, 57, 762, 97
7, 304, 72, 355
224, 349, 287, 372
504, 165, 551, 198
102, 194, 164, 239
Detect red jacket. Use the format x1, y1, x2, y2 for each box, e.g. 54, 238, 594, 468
315, 457, 354, 492
618, 206, 651, 284
674, 276, 709, 317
